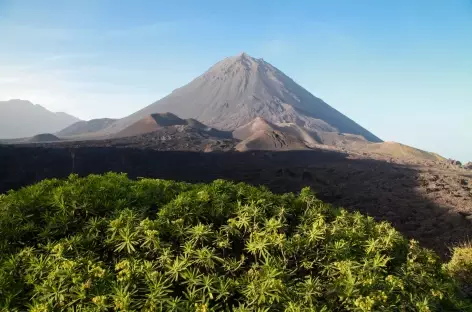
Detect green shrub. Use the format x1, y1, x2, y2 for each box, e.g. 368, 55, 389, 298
0, 173, 470, 311
447, 243, 472, 296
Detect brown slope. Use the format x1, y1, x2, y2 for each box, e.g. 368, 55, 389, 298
19, 124, 237, 152
235, 130, 307, 152
115, 125, 236, 152
232, 117, 275, 140
233, 117, 319, 151
57, 118, 117, 137
115, 113, 186, 138
106, 53, 381, 142
354, 141, 446, 162
115, 113, 232, 139
232, 117, 444, 163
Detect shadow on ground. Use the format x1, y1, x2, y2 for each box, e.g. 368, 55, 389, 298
0, 145, 471, 258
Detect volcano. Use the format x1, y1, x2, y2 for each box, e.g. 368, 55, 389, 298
107, 53, 381, 142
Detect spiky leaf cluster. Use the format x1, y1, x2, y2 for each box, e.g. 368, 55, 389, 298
0, 173, 469, 311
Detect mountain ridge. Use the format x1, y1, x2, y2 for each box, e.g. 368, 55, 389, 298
0, 99, 81, 139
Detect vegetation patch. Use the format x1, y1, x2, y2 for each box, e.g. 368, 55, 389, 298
446, 243, 472, 297
0, 173, 470, 311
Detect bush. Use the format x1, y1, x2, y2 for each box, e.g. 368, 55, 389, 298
0, 173, 470, 311
447, 243, 472, 296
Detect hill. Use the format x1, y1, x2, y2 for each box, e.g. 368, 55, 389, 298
104, 53, 381, 142
344, 141, 446, 162
231, 117, 448, 163
115, 113, 186, 138
19, 115, 236, 152
90, 124, 235, 151
28, 133, 60, 143
0, 99, 80, 138
233, 117, 319, 151
115, 113, 230, 139
57, 118, 117, 137
232, 117, 445, 161
368, 142, 446, 161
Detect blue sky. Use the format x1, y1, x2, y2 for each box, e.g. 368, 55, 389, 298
0, 0, 471, 161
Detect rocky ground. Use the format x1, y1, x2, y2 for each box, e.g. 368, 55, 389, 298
16, 125, 236, 152
1, 137, 471, 259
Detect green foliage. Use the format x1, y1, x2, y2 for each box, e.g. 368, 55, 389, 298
0, 173, 469, 311
446, 243, 472, 295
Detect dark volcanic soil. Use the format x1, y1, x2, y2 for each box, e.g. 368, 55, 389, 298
1, 142, 471, 259
29, 126, 236, 152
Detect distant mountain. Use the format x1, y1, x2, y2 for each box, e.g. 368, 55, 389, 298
106, 52, 381, 142
0, 99, 80, 139
57, 118, 117, 137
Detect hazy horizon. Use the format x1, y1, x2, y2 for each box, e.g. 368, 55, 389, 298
0, 0, 471, 161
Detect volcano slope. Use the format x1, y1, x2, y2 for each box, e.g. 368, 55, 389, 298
1, 141, 471, 259
16, 119, 236, 152
57, 118, 117, 137
101, 53, 381, 142
233, 117, 318, 151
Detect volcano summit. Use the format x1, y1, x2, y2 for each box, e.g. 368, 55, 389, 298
108, 53, 381, 142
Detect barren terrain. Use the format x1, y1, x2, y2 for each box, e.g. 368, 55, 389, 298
1, 138, 470, 259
